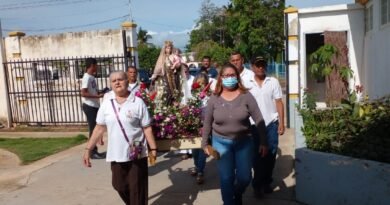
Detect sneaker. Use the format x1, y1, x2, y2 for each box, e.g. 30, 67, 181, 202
196, 173, 204, 184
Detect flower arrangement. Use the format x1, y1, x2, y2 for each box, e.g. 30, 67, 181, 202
135, 84, 205, 140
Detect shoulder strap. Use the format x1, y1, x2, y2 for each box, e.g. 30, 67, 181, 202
110, 99, 130, 143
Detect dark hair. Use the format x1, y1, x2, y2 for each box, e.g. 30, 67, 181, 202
85, 58, 97, 70
202, 56, 211, 61
127, 66, 137, 72
214, 63, 247, 96
250, 56, 267, 68
230, 51, 242, 58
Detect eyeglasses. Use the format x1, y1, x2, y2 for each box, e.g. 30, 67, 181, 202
221, 74, 236, 78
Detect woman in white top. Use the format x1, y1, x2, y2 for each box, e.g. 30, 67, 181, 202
83, 70, 157, 205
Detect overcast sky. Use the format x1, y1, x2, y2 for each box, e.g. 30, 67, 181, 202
0, 0, 354, 49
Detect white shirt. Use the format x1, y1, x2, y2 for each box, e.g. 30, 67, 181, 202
240, 68, 255, 89
81, 73, 100, 108
128, 82, 140, 93
247, 76, 283, 126
96, 93, 151, 162
209, 77, 217, 92
181, 75, 195, 105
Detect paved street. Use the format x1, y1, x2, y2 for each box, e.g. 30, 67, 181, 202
0, 129, 301, 205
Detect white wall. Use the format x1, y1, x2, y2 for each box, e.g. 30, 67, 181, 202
4, 29, 124, 60
298, 4, 365, 103
0, 35, 10, 125
363, 0, 390, 99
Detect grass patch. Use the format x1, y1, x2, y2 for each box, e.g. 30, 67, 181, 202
0, 134, 87, 165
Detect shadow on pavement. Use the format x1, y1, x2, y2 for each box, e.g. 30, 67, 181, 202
149, 157, 220, 205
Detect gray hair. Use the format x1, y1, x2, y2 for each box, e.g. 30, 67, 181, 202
109, 70, 128, 83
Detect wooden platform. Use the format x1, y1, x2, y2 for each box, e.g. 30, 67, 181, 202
156, 137, 202, 151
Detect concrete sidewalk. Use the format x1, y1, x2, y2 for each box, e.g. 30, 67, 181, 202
0, 129, 301, 205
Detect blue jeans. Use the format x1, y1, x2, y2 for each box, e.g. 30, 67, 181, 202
192, 149, 207, 174
212, 134, 253, 205
252, 120, 279, 190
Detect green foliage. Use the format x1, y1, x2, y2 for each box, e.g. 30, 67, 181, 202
138, 44, 161, 72
137, 27, 152, 45
188, 0, 284, 60
226, 0, 285, 60
309, 44, 338, 80
299, 96, 390, 163
191, 40, 233, 66
301, 89, 317, 111
0, 134, 87, 164
188, 0, 230, 49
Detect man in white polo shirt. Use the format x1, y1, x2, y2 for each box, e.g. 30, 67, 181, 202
81, 58, 104, 159
248, 56, 285, 198
229, 51, 254, 89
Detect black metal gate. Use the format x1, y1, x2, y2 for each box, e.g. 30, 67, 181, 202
3, 55, 129, 125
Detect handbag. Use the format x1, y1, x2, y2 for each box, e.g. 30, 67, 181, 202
110, 99, 144, 160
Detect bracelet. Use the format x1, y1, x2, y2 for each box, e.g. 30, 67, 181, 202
150, 148, 157, 151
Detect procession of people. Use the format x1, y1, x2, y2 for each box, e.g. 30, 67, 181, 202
82, 40, 285, 205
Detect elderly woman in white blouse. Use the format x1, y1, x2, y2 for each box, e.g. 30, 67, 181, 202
83, 70, 157, 205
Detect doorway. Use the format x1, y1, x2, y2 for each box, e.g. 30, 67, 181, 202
305, 33, 326, 105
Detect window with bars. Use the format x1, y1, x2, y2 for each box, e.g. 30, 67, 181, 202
381, 0, 390, 25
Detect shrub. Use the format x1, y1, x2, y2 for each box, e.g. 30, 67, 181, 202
299, 93, 390, 163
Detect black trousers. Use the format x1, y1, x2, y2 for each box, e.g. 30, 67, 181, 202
111, 158, 148, 205
82, 103, 99, 153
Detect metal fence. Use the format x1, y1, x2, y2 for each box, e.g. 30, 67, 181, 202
267, 62, 286, 80
4, 55, 130, 125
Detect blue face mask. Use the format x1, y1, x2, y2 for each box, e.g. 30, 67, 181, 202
222, 77, 238, 88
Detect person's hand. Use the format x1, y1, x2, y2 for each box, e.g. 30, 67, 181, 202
203, 146, 210, 156
148, 150, 157, 166
98, 93, 104, 98
205, 145, 220, 159
278, 124, 285, 135
259, 145, 268, 158
83, 149, 92, 167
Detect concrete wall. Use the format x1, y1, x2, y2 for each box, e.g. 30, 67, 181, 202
295, 114, 390, 205
0, 30, 10, 126
363, 0, 390, 99
298, 4, 365, 103
4, 29, 124, 60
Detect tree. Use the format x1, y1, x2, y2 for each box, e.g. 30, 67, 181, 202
137, 27, 152, 45
191, 40, 233, 67
188, 0, 231, 49
309, 43, 353, 106
225, 0, 285, 60
138, 44, 160, 72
